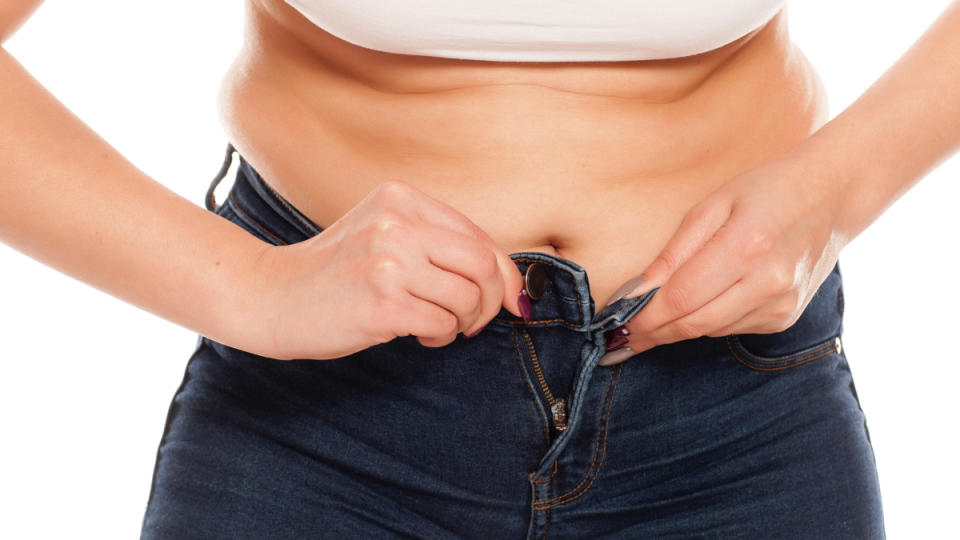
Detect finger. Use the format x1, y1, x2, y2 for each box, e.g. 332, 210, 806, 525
416, 226, 511, 333
399, 296, 461, 347
709, 292, 804, 338
394, 182, 526, 317
625, 278, 756, 353
627, 221, 744, 336
405, 262, 484, 335
624, 200, 733, 299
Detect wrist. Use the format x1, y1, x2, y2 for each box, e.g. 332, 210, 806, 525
225, 234, 342, 360
200, 225, 278, 355
779, 133, 872, 249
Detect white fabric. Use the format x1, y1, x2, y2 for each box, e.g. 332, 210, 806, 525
283, 0, 788, 62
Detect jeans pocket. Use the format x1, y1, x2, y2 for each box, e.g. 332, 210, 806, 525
725, 263, 845, 371
725, 331, 842, 371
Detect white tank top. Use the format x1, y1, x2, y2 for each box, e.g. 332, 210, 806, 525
283, 0, 788, 62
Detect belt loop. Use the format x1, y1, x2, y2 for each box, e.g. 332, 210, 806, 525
205, 142, 236, 212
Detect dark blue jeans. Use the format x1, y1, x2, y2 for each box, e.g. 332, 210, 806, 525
141, 144, 885, 539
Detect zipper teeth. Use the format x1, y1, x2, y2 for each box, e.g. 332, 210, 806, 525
521, 331, 556, 406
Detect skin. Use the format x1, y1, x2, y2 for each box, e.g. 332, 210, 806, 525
1, 1, 957, 361
602, 0, 960, 363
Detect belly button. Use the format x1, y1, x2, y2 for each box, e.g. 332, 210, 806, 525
546, 237, 563, 253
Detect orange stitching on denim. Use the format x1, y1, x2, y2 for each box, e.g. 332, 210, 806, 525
513, 330, 550, 447
502, 318, 581, 329
226, 193, 287, 246
725, 335, 838, 372
535, 363, 623, 509
533, 364, 621, 508
533, 460, 558, 484
731, 334, 837, 365
727, 335, 837, 368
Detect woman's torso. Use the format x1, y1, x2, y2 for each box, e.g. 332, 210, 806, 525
219, 0, 828, 311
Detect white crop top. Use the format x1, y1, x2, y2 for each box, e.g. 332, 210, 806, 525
283, 0, 788, 62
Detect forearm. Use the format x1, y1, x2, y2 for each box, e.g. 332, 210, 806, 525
0, 46, 272, 351
785, 0, 960, 245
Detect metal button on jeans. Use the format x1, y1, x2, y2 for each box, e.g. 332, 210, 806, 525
524, 262, 547, 300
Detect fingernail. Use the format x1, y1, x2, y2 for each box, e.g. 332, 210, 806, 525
623, 276, 654, 300
608, 274, 646, 305
604, 325, 631, 351
598, 346, 636, 366
465, 324, 486, 338
518, 290, 532, 323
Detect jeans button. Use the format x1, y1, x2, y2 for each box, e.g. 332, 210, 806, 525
524, 262, 547, 300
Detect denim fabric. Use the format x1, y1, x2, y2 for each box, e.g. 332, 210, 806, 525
141, 144, 885, 539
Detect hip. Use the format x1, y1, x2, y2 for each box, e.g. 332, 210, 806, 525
144, 149, 883, 538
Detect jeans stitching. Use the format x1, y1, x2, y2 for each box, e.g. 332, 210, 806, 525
501, 318, 583, 329
258, 176, 324, 236
534, 364, 622, 509
513, 329, 551, 448
725, 335, 839, 371
226, 193, 288, 246
532, 460, 558, 484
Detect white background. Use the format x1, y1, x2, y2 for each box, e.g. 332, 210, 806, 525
2, 1, 958, 538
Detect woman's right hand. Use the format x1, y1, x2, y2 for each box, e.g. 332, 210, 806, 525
247, 180, 526, 361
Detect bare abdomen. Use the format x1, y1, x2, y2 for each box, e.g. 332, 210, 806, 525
219, 2, 828, 309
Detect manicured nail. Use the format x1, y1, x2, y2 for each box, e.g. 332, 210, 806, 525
608, 274, 646, 305
598, 346, 636, 366
604, 325, 631, 351
518, 290, 532, 322
623, 277, 654, 299
465, 324, 486, 338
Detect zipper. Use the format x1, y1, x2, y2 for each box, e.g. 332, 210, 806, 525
521, 331, 568, 432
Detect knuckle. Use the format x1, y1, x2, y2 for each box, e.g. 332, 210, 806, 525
685, 202, 714, 224
369, 254, 405, 286
373, 214, 408, 237
376, 179, 414, 200
672, 319, 704, 340
764, 266, 795, 295
741, 227, 775, 258
653, 252, 681, 275
662, 285, 691, 314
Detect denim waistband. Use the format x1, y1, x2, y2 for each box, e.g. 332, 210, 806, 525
206, 143, 659, 340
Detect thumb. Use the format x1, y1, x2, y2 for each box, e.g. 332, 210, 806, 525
494, 252, 525, 318
624, 201, 732, 299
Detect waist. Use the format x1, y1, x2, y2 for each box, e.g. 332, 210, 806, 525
218, 3, 828, 307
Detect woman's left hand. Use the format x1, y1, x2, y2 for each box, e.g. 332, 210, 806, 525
599, 154, 852, 366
